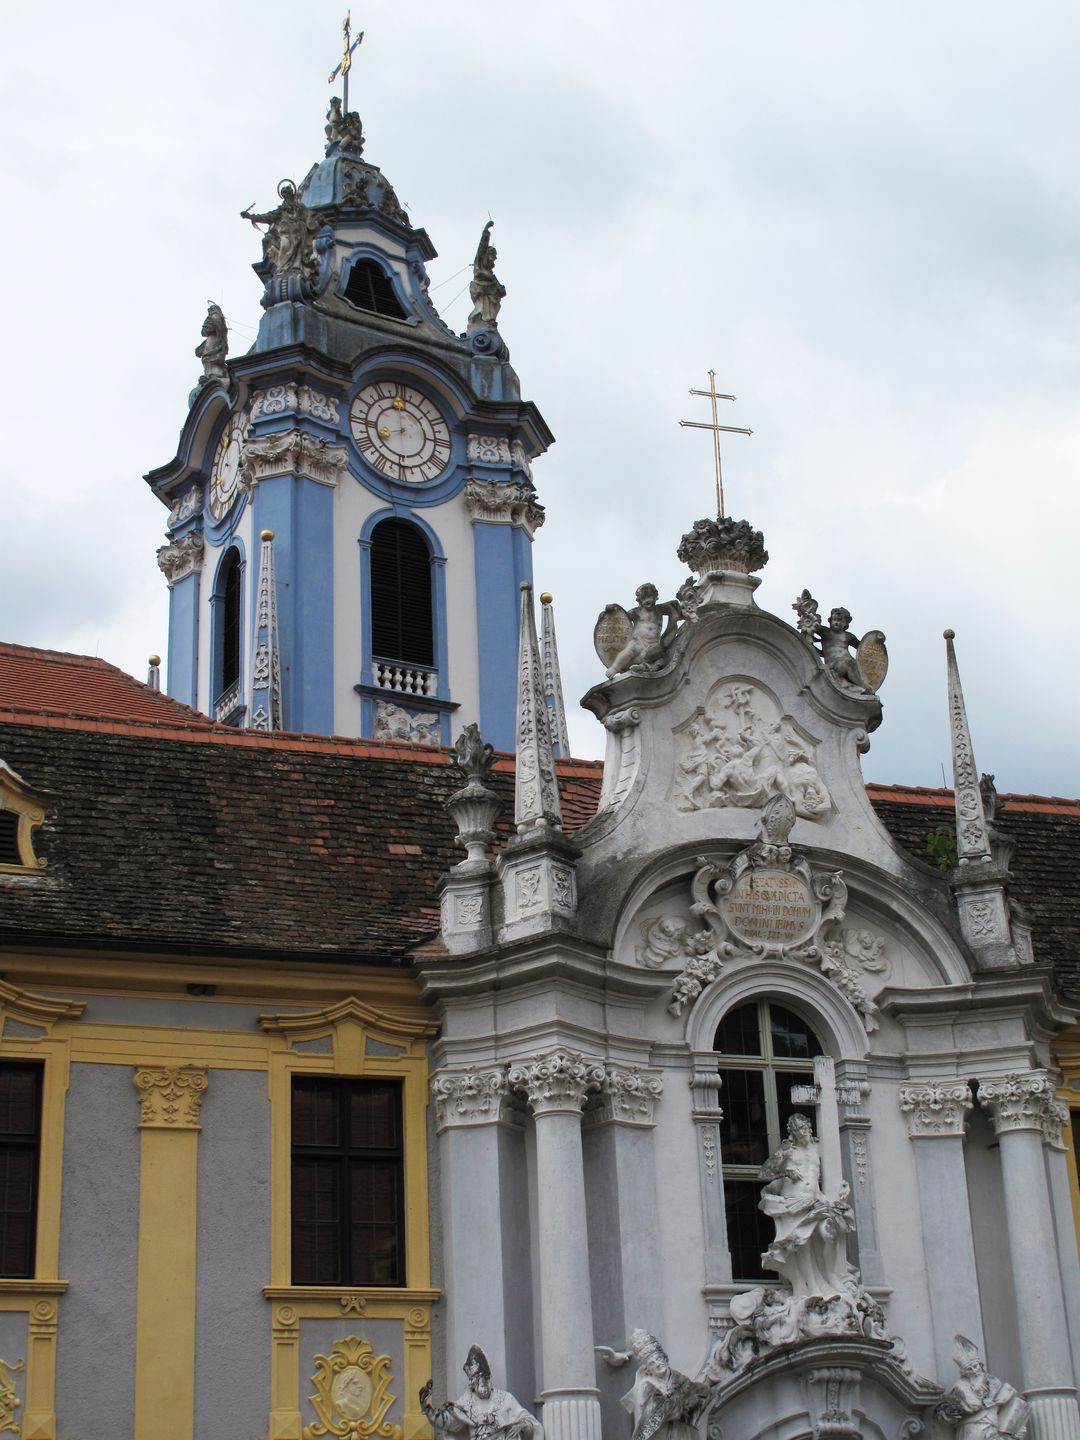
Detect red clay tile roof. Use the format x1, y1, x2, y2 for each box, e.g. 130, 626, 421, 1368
0, 643, 212, 728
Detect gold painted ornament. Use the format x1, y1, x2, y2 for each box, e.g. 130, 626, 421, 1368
303, 1337, 402, 1440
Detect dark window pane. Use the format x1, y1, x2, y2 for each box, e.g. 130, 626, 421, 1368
1073, 1113, 1080, 1187
344, 261, 408, 319
718, 1069, 768, 1167
350, 1086, 399, 1150
714, 1003, 762, 1057
0, 1069, 39, 1136
292, 1082, 340, 1149
0, 1065, 40, 1278
724, 1179, 772, 1282
370, 521, 434, 667
0, 813, 19, 866
291, 1077, 404, 1287
776, 1072, 817, 1137
219, 549, 242, 695
769, 1004, 824, 1061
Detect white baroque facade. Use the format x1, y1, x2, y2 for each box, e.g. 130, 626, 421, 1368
424, 517, 1080, 1440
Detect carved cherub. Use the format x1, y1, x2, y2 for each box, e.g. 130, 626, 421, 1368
601, 583, 683, 679
793, 591, 884, 693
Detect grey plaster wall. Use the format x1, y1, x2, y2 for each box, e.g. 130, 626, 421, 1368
194, 1068, 270, 1440
0, 1313, 27, 1417
36, 993, 307, 1032
965, 1106, 1022, 1384
583, 1125, 626, 1437
56, 1062, 139, 1440
299, 1319, 403, 1433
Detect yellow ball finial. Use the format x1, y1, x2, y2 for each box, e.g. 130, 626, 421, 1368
148, 654, 161, 666
943, 628, 955, 640
540, 592, 553, 604
261, 529, 275, 541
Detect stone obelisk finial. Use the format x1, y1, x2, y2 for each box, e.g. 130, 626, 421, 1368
514, 582, 563, 835
944, 629, 991, 865
251, 530, 283, 732
540, 592, 570, 759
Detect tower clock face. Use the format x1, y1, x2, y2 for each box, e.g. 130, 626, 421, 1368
350, 382, 452, 483
208, 413, 246, 520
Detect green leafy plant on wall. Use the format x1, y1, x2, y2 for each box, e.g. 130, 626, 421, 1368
926, 824, 958, 872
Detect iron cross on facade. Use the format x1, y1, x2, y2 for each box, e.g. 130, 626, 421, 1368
678, 370, 753, 518
328, 11, 365, 116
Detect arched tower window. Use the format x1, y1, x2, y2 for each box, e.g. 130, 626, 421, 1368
212, 546, 244, 722
714, 1000, 825, 1281
370, 520, 434, 670
344, 260, 408, 320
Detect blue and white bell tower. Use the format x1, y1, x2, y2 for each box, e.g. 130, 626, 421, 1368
146, 91, 553, 752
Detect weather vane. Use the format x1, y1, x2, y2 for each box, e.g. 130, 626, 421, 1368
678, 370, 752, 519
328, 11, 365, 115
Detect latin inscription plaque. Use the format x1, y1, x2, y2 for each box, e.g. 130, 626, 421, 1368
722, 869, 817, 947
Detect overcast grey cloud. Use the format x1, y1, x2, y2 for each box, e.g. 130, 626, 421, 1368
1, 1, 1077, 796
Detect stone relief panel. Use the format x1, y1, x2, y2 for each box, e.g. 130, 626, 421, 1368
672, 680, 832, 820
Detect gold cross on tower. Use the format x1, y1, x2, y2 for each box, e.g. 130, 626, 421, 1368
328, 11, 365, 116
678, 370, 753, 518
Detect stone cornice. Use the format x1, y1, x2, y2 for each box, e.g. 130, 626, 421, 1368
898, 1081, 973, 1138
240, 429, 348, 489
979, 1070, 1068, 1145
507, 1048, 604, 1116
430, 1067, 514, 1131
156, 532, 204, 586
133, 1065, 208, 1130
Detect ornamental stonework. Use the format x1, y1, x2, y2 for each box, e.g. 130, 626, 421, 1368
462, 480, 545, 533
507, 1049, 604, 1116
156, 532, 204, 586
979, 1071, 1068, 1144
431, 1068, 512, 1130
590, 1066, 663, 1127
898, 1081, 973, 1137
240, 429, 348, 490
133, 1065, 208, 1129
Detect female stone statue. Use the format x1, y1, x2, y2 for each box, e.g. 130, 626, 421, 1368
758, 1114, 855, 1298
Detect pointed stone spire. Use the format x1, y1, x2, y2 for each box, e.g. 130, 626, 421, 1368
944, 629, 992, 865
540, 592, 570, 759
514, 582, 562, 834
251, 530, 283, 732
147, 655, 161, 692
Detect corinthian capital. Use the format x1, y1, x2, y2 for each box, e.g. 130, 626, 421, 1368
590, 1065, 663, 1126
980, 1071, 1068, 1144
430, 1067, 511, 1131
156, 532, 204, 586
507, 1049, 604, 1116
898, 1081, 973, 1138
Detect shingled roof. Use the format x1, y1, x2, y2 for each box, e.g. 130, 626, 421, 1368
0, 642, 211, 728
1, 688, 1078, 992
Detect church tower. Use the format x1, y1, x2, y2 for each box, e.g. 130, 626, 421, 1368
147, 83, 552, 751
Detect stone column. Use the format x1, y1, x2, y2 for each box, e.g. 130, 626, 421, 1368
689, 1056, 730, 1285
836, 1066, 884, 1286
431, 1067, 534, 1400
509, 1049, 605, 1440
981, 1072, 1080, 1440
899, 1081, 984, 1382
131, 1065, 208, 1440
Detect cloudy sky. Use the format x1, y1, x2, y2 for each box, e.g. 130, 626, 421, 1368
3, 1, 1078, 795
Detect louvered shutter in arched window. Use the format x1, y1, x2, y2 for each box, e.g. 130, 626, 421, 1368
370, 520, 434, 668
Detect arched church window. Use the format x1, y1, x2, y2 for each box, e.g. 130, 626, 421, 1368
212, 546, 244, 722
370, 520, 434, 670
344, 260, 408, 320
714, 999, 824, 1281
